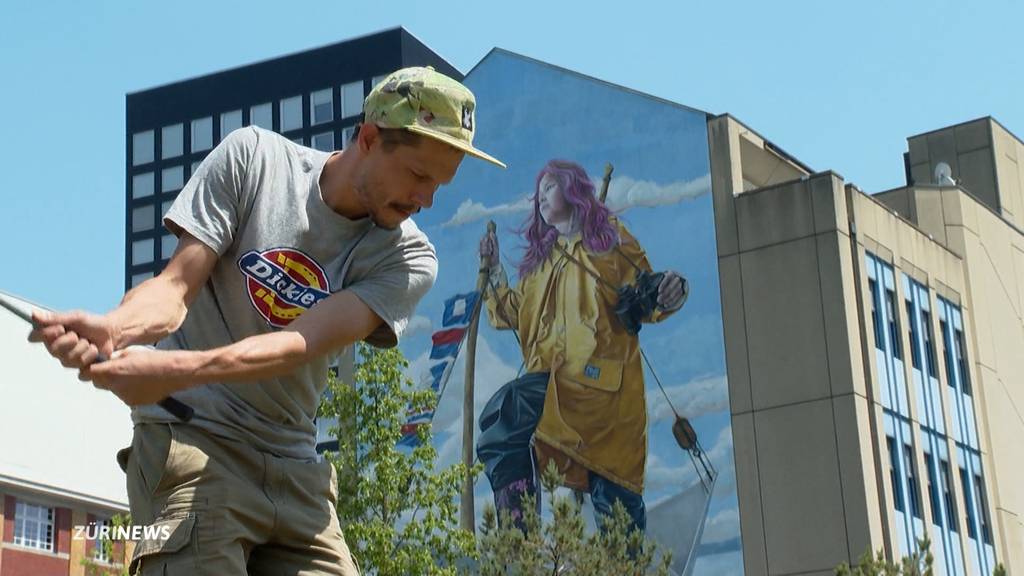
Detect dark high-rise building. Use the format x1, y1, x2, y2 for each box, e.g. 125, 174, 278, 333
124, 27, 460, 290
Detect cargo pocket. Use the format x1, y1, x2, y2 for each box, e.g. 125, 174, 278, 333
129, 514, 196, 575
117, 445, 132, 474
133, 424, 177, 499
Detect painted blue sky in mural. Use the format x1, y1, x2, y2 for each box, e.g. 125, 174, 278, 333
396, 50, 741, 574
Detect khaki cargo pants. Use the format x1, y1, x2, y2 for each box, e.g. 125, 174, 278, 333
117, 423, 360, 575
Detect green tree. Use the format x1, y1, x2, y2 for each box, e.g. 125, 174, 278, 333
836, 537, 1006, 576
319, 343, 479, 575
81, 513, 130, 576
476, 461, 672, 576
835, 536, 933, 576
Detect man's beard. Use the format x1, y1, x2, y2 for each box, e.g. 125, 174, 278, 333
355, 174, 417, 231
354, 174, 395, 230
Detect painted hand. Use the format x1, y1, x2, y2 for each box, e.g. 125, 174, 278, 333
656, 272, 688, 311
479, 229, 500, 270
80, 347, 193, 407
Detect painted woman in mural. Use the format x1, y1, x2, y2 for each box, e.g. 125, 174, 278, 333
476, 159, 688, 533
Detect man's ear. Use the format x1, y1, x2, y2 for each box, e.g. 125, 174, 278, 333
358, 122, 379, 153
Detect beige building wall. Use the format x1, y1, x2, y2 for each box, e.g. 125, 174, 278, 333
710, 114, 1022, 575
710, 116, 880, 575
907, 117, 1024, 234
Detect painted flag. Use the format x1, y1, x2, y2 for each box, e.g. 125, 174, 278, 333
442, 292, 479, 327
399, 412, 433, 447
421, 361, 449, 392
405, 410, 433, 425
430, 342, 460, 361
432, 327, 466, 346
399, 290, 480, 448
430, 326, 468, 360
398, 424, 424, 448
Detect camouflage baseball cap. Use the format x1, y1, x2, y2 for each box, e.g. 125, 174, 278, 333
364, 67, 506, 168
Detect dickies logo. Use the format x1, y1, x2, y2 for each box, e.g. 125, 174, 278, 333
238, 248, 330, 328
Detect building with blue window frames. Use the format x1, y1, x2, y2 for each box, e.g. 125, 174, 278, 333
709, 115, 1022, 575
865, 256, 997, 575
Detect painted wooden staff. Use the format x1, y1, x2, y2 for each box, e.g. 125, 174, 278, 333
599, 163, 614, 203
460, 220, 496, 533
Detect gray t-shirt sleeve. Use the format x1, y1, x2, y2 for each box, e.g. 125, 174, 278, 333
163, 127, 258, 255
347, 236, 438, 348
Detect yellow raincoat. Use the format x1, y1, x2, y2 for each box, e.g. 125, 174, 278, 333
485, 220, 678, 494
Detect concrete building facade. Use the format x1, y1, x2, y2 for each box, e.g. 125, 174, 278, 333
710, 115, 1023, 575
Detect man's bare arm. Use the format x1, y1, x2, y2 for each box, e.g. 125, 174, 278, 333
30, 232, 218, 365
84, 289, 386, 405
191, 290, 384, 383
109, 234, 219, 348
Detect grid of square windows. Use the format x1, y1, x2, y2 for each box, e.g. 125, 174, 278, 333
312, 131, 334, 152
128, 73, 386, 292
132, 204, 155, 233
132, 130, 154, 166
280, 95, 303, 132
251, 102, 272, 130
191, 116, 213, 152
161, 166, 184, 193
221, 109, 243, 139
132, 238, 154, 267
132, 172, 154, 199
341, 80, 363, 118
161, 123, 183, 159
311, 88, 333, 125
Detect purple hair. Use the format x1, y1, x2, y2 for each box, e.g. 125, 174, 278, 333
517, 159, 619, 277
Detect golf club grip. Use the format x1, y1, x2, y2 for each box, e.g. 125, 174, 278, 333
159, 397, 195, 422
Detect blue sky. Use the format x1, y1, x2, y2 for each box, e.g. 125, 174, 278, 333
1, 0, 1020, 312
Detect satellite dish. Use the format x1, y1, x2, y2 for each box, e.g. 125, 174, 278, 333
934, 162, 956, 186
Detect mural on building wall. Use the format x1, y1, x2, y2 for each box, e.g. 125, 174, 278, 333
396, 50, 742, 575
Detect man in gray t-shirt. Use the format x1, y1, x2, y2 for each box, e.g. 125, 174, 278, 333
30, 67, 504, 575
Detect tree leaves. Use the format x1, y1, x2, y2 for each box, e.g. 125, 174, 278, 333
319, 344, 481, 576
